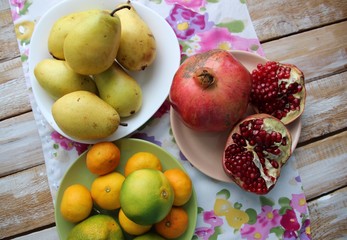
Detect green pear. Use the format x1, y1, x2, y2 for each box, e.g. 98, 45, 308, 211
34, 59, 97, 99
67, 214, 124, 240
94, 62, 142, 117
63, 10, 121, 75
48, 9, 101, 60
115, 2, 156, 71
52, 91, 120, 140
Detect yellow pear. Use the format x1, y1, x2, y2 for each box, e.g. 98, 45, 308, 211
93, 62, 142, 117
48, 9, 101, 60
34, 59, 97, 99
115, 2, 156, 71
67, 214, 124, 240
52, 91, 120, 140
64, 10, 121, 75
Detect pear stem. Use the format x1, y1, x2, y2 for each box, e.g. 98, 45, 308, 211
110, 5, 131, 17
120, 122, 128, 127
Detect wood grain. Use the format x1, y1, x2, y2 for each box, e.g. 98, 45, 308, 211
0, 4, 20, 61
0, 164, 54, 239
248, 0, 347, 41
295, 131, 347, 200
0, 76, 31, 120
299, 71, 347, 143
262, 21, 347, 83
0, 112, 44, 177
308, 187, 347, 240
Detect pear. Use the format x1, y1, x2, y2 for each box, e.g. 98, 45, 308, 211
34, 59, 97, 99
67, 214, 124, 240
115, 2, 156, 71
48, 9, 101, 60
63, 10, 121, 75
52, 91, 120, 140
94, 62, 142, 117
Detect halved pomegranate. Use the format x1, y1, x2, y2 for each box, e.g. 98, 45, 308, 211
222, 113, 292, 195
250, 61, 306, 125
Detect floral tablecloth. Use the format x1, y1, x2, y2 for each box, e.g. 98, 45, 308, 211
10, 0, 311, 239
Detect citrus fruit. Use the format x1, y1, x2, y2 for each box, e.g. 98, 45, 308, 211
60, 184, 93, 223
124, 151, 162, 176
118, 209, 152, 235
133, 232, 166, 240
164, 168, 193, 206
91, 172, 125, 210
86, 142, 121, 175
120, 169, 174, 225
67, 214, 124, 240
154, 206, 189, 239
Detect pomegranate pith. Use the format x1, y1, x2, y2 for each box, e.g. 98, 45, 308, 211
222, 114, 292, 195
250, 61, 306, 125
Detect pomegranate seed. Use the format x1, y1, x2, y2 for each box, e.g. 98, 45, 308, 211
223, 116, 292, 195
270, 160, 279, 168
250, 61, 305, 123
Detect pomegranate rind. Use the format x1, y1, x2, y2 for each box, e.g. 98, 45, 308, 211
222, 113, 292, 194
169, 49, 252, 132
250, 62, 306, 125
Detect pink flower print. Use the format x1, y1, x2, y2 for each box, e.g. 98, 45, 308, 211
51, 131, 89, 155
195, 210, 223, 240
203, 210, 223, 226
10, 0, 25, 8
166, 4, 214, 40
165, 0, 206, 11
51, 131, 74, 151
240, 205, 281, 240
281, 209, 300, 232
196, 27, 264, 55
10, 0, 31, 21
290, 193, 308, 214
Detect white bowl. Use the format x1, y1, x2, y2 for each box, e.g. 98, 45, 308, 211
29, 0, 180, 144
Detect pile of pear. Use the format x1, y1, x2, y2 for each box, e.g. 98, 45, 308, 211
34, 2, 156, 141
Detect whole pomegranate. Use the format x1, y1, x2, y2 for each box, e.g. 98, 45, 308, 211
169, 49, 252, 132
222, 113, 292, 194
250, 61, 306, 125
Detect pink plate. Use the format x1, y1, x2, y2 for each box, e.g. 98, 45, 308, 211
170, 50, 302, 182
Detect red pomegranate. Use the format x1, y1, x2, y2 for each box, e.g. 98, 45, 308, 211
222, 113, 292, 194
250, 61, 306, 125
169, 49, 252, 132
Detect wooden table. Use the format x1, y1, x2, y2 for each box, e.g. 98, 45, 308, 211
1, 0, 346, 239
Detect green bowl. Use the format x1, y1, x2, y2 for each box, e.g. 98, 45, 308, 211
55, 138, 198, 240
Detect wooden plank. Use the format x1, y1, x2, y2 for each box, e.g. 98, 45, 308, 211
308, 187, 347, 240
0, 6, 20, 61
0, 164, 55, 239
294, 131, 347, 200
248, 0, 347, 41
13, 227, 59, 240
262, 21, 347, 83
0, 111, 44, 177
299, 71, 347, 143
0, 56, 24, 84
0, 76, 31, 120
